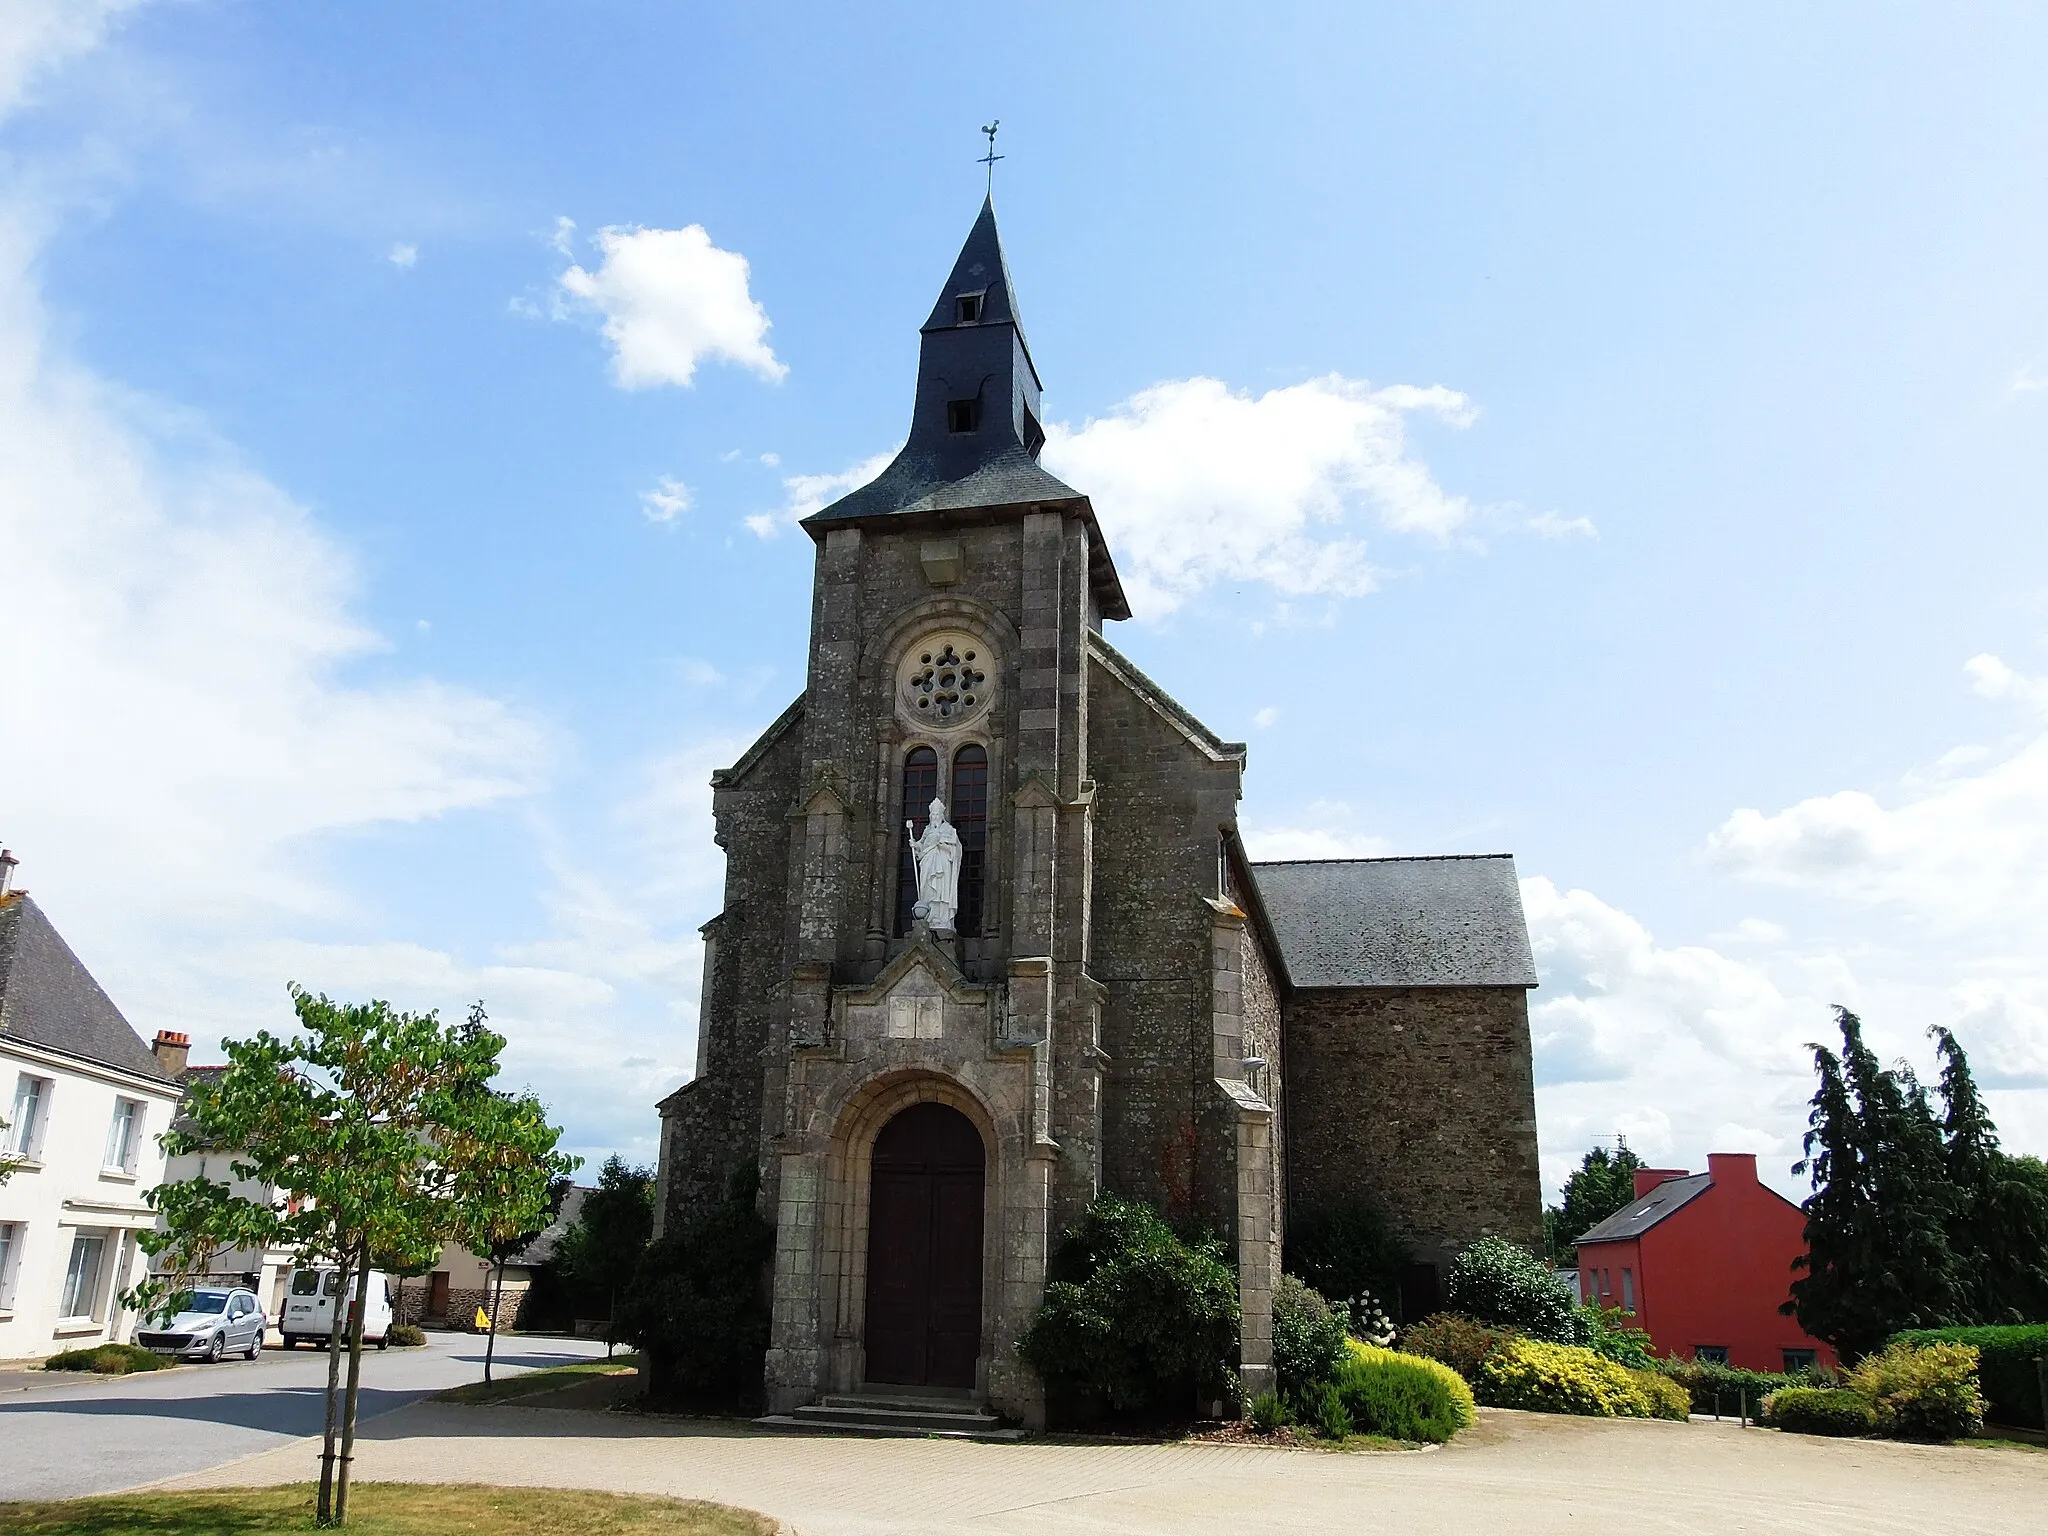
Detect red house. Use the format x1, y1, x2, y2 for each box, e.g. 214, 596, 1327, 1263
1574, 1152, 1837, 1374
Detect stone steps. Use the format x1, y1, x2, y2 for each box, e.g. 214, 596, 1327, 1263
754, 1391, 1025, 1441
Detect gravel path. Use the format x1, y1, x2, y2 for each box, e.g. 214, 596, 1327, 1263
157, 1402, 2048, 1535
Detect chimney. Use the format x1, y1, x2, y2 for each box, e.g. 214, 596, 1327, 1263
153, 1030, 191, 1078
0, 848, 16, 897
1706, 1152, 1759, 1186
1633, 1167, 1690, 1200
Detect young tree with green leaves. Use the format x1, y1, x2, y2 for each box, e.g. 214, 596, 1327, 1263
556, 1155, 655, 1353
135, 990, 575, 1527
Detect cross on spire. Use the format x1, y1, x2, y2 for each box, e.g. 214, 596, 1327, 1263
979, 120, 1004, 193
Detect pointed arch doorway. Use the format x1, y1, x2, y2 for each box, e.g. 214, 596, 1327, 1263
863, 1101, 985, 1389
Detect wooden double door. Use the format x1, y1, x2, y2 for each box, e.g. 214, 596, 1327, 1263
863, 1102, 985, 1389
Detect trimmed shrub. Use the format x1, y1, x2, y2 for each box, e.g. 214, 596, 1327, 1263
1891, 1323, 2048, 1429
1444, 1237, 1577, 1342
1477, 1337, 1653, 1417
1285, 1200, 1413, 1320
1763, 1386, 1876, 1437
43, 1344, 172, 1374
1399, 1313, 1520, 1384
1653, 1356, 1792, 1416
387, 1323, 427, 1347
617, 1162, 774, 1410
1271, 1274, 1349, 1403
1849, 1340, 1985, 1443
1336, 1339, 1475, 1443
1628, 1368, 1692, 1420
1018, 1195, 1240, 1423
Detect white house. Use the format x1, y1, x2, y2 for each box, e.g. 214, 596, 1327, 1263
0, 875, 183, 1361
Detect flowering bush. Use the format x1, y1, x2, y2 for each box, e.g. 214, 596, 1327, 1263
1444, 1237, 1577, 1342
1476, 1336, 1656, 1417
1849, 1340, 1984, 1443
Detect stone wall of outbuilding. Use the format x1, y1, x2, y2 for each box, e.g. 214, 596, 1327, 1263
1281, 985, 1542, 1270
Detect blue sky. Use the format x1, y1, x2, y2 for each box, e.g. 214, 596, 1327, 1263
3, 2, 2046, 1192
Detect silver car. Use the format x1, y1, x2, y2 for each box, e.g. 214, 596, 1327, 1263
134, 1287, 265, 1362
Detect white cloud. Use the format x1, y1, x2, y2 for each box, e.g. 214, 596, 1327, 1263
639, 474, 692, 524
1524, 510, 1598, 539
1239, 816, 1393, 862
547, 215, 576, 258
0, 0, 144, 116
557, 223, 785, 389
1707, 655, 2048, 933
1253, 706, 1279, 730
1040, 375, 1478, 616
2012, 364, 2047, 394
747, 447, 899, 538
387, 242, 417, 268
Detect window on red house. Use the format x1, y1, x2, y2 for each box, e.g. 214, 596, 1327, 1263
1783, 1349, 1817, 1373
1621, 1268, 1634, 1312
1694, 1345, 1729, 1365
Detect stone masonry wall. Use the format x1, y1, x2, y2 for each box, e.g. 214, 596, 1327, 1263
1085, 647, 1246, 1230
658, 703, 804, 1233
1283, 986, 1542, 1267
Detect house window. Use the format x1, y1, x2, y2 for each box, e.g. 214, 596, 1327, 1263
1694, 1345, 1729, 1366
955, 292, 983, 323
1621, 1268, 1635, 1312
894, 747, 940, 936
1783, 1349, 1817, 1373
60, 1231, 107, 1320
103, 1098, 143, 1173
8, 1074, 49, 1159
946, 398, 980, 434
952, 744, 988, 936
0, 1221, 20, 1311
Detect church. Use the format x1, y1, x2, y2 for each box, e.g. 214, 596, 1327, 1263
655, 197, 1542, 1428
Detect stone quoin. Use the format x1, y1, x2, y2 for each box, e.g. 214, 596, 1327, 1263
654, 196, 1543, 1428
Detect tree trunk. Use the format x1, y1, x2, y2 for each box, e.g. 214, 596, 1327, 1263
484, 1257, 505, 1384
316, 1250, 354, 1525
335, 1239, 373, 1524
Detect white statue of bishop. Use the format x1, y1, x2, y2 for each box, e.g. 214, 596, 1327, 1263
907, 797, 963, 934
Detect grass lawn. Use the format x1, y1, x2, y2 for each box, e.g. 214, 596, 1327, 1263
0, 1483, 773, 1535
434, 1353, 641, 1406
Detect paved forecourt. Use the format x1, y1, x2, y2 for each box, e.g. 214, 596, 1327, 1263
158, 1401, 2048, 1535
0, 1333, 609, 1500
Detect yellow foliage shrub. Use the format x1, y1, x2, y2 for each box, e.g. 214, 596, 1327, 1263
1476, 1336, 1655, 1418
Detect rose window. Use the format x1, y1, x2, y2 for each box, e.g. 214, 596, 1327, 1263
907, 642, 986, 721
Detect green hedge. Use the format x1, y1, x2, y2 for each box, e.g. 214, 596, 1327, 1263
1891, 1323, 2048, 1430
1763, 1386, 1875, 1437
1652, 1356, 1794, 1416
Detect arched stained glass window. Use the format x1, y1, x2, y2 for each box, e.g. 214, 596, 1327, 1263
952, 744, 988, 937
895, 747, 939, 937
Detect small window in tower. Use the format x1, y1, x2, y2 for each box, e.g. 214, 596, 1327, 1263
946, 398, 980, 434
955, 292, 984, 323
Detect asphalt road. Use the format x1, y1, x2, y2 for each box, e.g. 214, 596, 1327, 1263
0, 1332, 611, 1501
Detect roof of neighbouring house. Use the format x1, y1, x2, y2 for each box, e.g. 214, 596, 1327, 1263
0, 892, 172, 1083
1575, 1173, 1714, 1243
1247, 855, 1539, 989
507, 1185, 591, 1267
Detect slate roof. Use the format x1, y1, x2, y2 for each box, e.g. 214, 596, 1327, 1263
1248, 855, 1538, 989
0, 892, 171, 1083
1575, 1173, 1714, 1244
508, 1184, 590, 1267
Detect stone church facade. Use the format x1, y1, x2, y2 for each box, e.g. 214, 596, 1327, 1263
656, 198, 1541, 1427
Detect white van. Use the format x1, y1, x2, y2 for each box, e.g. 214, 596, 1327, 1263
280, 1266, 396, 1350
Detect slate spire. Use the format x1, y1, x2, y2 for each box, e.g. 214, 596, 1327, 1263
801, 195, 1131, 621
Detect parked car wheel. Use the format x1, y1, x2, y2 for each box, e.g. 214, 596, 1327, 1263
281, 1335, 297, 1349
206, 1332, 225, 1363
375, 1334, 389, 1351
244, 1335, 260, 1360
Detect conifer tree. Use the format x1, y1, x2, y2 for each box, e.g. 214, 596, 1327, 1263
1933, 1026, 2048, 1322
1544, 1139, 1646, 1264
